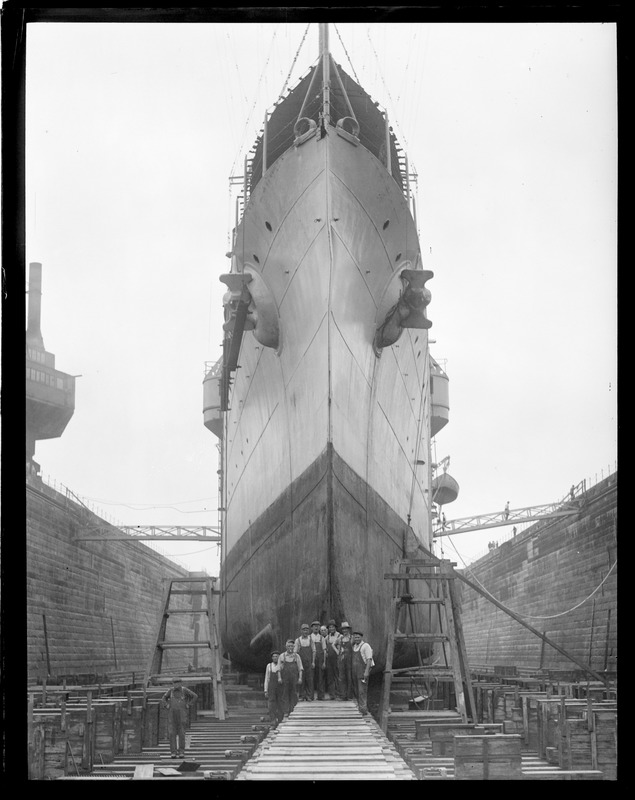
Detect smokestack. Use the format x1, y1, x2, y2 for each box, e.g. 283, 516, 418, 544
26, 262, 45, 349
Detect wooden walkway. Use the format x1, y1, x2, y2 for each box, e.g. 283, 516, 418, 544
236, 701, 417, 780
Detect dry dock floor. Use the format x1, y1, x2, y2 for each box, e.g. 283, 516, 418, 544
237, 700, 417, 780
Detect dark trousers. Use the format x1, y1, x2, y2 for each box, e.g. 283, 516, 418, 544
338, 657, 353, 700
313, 660, 326, 699
267, 681, 283, 725
326, 651, 340, 697
167, 707, 188, 754
280, 663, 300, 715
298, 650, 313, 700
352, 658, 369, 713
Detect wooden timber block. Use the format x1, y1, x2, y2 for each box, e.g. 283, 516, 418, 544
454, 734, 522, 781
133, 763, 155, 779
415, 720, 502, 741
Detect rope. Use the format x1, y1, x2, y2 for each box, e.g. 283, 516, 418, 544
445, 534, 617, 621
333, 23, 361, 85
276, 23, 311, 103
228, 27, 280, 180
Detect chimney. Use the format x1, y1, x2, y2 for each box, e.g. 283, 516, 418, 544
26, 262, 45, 349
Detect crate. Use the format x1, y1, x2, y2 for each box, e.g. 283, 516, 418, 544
454, 734, 523, 780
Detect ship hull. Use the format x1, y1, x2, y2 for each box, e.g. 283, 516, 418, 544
219, 123, 434, 671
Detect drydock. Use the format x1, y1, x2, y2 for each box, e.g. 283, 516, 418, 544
24, 20, 617, 782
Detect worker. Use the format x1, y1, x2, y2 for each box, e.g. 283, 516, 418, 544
325, 619, 341, 699
161, 677, 198, 758
278, 639, 303, 718
264, 650, 283, 727
310, 620, 327, 700
570, 485, 576, 501
337, 622, 354, 700
504, 501, 510, 519
351, 631, 374, 715
294, 623, 315, 701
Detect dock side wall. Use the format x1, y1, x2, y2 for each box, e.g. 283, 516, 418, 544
27, 478, 205, 682
458, 473, 617, 673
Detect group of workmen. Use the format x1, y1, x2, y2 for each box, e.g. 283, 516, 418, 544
263, 620, 374, 726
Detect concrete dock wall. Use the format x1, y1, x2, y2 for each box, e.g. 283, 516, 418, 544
458, 473, 617, 674
27, 477, 211, 682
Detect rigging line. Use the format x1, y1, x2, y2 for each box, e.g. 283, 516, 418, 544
407, 25, 431, 154
228, 27, 280, 180
159, 544, 221, 557
276, 23, 310, 103
365, 26, 413, 162
445, 534, 617, 621
81, 496, 216, 508
333, 23, 361, 85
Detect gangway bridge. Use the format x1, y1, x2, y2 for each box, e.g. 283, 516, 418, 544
433, 498, 583, 538
433, 479, 587, 538
76, 526, 220, 542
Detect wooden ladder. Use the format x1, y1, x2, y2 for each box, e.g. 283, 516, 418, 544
146, 576, 227, 720
379, 557, 476, 732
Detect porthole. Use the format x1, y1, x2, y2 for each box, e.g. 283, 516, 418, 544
395, 253, 402, 261
383, 220, 390, 230
253, 254, 260, 263
265, 221, 272, 231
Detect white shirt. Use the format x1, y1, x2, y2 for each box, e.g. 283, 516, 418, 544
264, 661, 280, 693
353, 641, 374, 666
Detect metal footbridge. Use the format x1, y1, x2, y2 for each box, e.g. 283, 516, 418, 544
433, 499, 583, 538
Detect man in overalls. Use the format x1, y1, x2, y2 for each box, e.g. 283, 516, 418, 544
309, 620, 327, 700
264, 650, 283, 727
294, 623, 315, 701
325, 619, 341, 699
278, 639, 303, 718
337, 622, 354, 700
161, 677, 198, 758
351, 630, 374, 716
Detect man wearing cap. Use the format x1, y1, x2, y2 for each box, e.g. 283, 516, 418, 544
293, 624, 315, 701
264, 649, 283, 727
278, 639, 303, 718
309, 620, 327, 700
351, 631, 374, 715
337, 622, 354, 700
325, 619, 341, 699
161, 677, 198, 758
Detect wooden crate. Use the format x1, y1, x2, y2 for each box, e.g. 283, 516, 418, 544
142, 701, 161, 747
427, 726, 503, 757
119, 705, 144, 754
454, 734, 523, 780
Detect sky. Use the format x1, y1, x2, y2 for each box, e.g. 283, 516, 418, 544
25, 19, 617, 574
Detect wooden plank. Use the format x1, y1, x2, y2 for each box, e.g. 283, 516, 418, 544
133, 763, 155, 779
